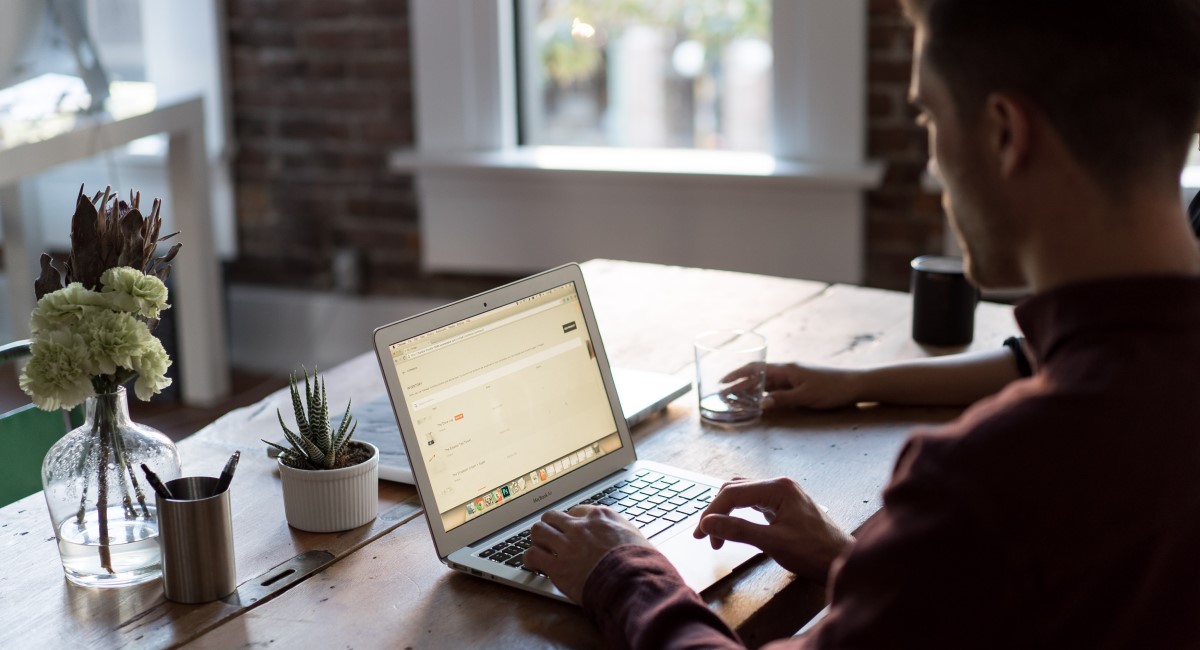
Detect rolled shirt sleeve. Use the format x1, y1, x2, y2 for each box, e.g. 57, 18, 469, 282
582, 544, 745, 650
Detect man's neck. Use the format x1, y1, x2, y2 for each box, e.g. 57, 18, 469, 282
1022, 191, 1200, 293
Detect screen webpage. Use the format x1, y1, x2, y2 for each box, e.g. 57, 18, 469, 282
389, 282, 622, 532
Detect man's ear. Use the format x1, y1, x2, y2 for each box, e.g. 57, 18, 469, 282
983, 93, 1031, 179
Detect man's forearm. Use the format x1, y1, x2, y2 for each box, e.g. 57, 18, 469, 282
852, 347, 1020, 406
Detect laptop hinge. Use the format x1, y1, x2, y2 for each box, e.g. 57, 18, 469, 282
465, 466, 634, 550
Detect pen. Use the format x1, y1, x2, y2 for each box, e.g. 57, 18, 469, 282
213, 451, 241, 496
141, 464, 174, 500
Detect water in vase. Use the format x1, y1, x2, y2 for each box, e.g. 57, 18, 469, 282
56, 504, 161, 587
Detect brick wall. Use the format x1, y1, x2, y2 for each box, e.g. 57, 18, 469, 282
224, 0, 941, 294
225, 0, 428, 294
864, 0, 946, 290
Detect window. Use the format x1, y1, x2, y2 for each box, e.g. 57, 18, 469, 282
0, 0, 233, 253
1190, 135, 1199, 167
0, 0, 150, 118
517, 0, 772, 151
403, 0, 879, 284
85, 0, 149, 83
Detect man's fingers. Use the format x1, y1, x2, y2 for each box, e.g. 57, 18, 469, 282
530, 519, 567, 546
695, 478, 780, 538
526, 519, 571, 575
761, 366, 798, 391
566, 503, 598, 517
718, 375, 758, 399
541, 507, 586, 530
522, 545, 559, 574
762, 388, 807, 410
696, 513, 772, 550
720, 363, 760, 384
707, 479, 785, 518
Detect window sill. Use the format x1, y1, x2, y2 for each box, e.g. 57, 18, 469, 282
389, 146, 884, 190
928, 166, 1200, 197
390, 145, 877, 283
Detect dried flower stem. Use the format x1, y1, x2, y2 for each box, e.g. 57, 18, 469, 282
95, 416, 114, 574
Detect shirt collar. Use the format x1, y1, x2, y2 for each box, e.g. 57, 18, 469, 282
1015, 274, 1200, 366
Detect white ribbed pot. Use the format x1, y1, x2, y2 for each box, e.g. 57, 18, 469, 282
278, 442, 379, 533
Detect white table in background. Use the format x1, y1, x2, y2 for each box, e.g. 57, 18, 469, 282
0, 96, 229, 406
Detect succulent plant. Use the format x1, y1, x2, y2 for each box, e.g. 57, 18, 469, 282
263, 368, 359, 470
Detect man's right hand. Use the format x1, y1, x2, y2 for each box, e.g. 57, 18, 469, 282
693, 477, 853, 585
758, 363, 863, 410
723, 362, 864, 411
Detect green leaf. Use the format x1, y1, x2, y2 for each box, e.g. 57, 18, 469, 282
277, 410, 311, 462
320, 378, 330, 433
303, 368, 316, 436
280, 451, 312, 470
324, 437, 336, 468
262, 439, 294, 456
313, 376, 331, 453
294, 429, 326, 466
275, 410, 294, 439
333, 399, 353, 439
336, 421, 358, 459
289, 372, 309, 439
332, 399, 354, 454
282, 428, 308, 460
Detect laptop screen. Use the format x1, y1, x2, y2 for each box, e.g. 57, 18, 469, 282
386, 281, 623, 532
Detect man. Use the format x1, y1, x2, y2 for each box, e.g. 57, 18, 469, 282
712, 127, 1200, 415
524, 1, 1200, 647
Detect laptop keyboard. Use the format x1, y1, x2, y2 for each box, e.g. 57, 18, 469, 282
477, 469, 716, 572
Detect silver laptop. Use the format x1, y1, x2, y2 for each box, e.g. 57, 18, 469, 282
372, 263, 763, 601
613, 367, 691, 428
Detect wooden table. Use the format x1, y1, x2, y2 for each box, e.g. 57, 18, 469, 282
0, 259, 1018, 649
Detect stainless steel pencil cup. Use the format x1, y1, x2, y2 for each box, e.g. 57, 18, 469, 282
156, 476, 237, 604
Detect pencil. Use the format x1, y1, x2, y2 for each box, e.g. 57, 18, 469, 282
141, 464, 174, 500
213, 451, 241, 495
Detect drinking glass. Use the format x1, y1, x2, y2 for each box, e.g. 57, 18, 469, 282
694, 330, 767, 423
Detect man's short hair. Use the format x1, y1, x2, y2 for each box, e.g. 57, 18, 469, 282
901, 0, 1200, 192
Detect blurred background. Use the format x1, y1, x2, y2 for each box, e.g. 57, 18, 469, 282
1, 0, 1197, 438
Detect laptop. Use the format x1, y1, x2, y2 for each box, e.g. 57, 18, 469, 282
612, 367, 691, 428
372, 263, 764, 601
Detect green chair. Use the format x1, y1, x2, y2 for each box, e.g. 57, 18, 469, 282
0, 340, 85, 507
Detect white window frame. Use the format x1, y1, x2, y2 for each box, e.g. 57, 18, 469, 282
397, 0, 882, 283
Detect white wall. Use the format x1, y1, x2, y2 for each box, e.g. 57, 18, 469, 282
226, 286, 447, 374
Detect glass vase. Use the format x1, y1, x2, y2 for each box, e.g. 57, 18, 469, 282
41, 387, 181, 588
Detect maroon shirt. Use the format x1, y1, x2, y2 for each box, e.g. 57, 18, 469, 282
583, 275, 1200, 649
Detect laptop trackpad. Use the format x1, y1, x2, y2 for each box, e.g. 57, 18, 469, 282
657, 511, 767, 593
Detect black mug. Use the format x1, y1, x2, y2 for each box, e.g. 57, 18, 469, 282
910, 255, 979, 346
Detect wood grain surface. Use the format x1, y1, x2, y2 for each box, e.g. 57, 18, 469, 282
0, 260, 1019, 649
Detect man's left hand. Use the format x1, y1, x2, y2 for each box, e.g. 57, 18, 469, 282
523, 505, 652, 603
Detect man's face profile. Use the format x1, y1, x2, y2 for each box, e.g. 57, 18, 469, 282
909, 29, 983, 286
908, 21, 1024, 292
